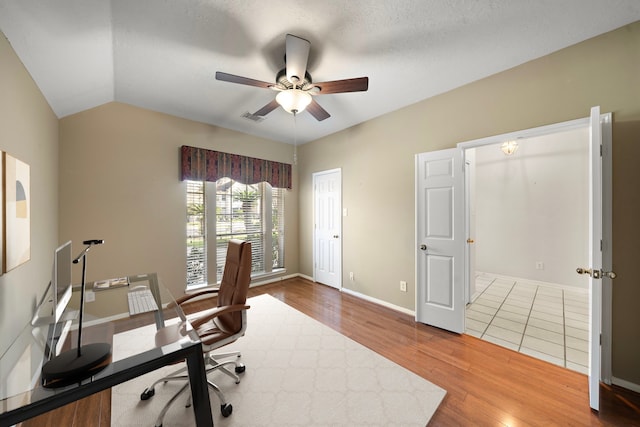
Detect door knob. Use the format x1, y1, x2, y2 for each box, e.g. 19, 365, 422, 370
333, 235, 339, 239
467, 238, 475, 244
420, 244, 427, 251
576, 267, 617, 280
576, 267, 593, 277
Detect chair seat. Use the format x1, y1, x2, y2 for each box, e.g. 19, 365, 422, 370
154, 320, 239, 348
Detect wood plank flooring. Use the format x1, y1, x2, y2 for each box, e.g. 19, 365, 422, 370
20, 277, 640, 426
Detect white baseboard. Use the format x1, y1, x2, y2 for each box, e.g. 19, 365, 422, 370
275, 274, 415, 317
611, 376, 640, 393
298, 273, 314, 282
250, 272, 300, 287
340, 287, 415, 317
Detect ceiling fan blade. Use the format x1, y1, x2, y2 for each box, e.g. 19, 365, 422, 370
306, 99, 331, 121
285, 34, 310, 85
253, 99, 280, 117
313, 77, 369, 94
215, 72, 273, 89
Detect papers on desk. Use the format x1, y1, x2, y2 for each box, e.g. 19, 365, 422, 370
93, 277, 129, 291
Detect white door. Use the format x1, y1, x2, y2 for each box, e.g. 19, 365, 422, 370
415, 148, 465, 333
313, 169, 342, 289
577, 106, 615, 411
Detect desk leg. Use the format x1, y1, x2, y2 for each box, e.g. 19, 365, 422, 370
186, 344, 213, 427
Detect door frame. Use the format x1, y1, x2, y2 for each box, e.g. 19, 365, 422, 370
312, 168, 343, 289
457, 114, 613, 385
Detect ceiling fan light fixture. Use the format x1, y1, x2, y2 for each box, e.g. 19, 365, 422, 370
276, 89, 312, 114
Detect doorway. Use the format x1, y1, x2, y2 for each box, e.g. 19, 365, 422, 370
464, 128, 591, 371
416, 108, 613, 410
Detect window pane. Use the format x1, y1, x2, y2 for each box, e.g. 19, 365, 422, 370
186, 180, 206, 287
216, 180, 265, 281
186, 178, 285, 289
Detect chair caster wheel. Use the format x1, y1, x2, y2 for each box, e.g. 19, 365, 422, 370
235, 365, 246, 374
140, 387, 155, 400
221, 403, 233, 417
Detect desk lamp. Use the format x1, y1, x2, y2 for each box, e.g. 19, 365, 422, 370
41, 240, 112, 387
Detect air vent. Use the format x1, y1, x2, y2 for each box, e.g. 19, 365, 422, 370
241, 112, 265, 123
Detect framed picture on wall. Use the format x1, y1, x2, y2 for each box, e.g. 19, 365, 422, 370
4, 153, 30, 272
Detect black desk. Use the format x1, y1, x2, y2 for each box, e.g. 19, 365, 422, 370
0, 273, 213, 427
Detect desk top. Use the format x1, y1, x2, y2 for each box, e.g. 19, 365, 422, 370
0, 273, 199, 423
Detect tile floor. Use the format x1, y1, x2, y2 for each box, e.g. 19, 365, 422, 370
465, 272, 590, 374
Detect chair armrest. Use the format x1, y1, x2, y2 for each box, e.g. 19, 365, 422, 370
168, 288, 220, 308
189, 304, 250, 329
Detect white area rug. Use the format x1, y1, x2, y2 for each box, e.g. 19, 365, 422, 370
111, 294, 446, 426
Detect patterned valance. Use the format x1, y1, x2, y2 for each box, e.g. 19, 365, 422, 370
180, 145, 292, 189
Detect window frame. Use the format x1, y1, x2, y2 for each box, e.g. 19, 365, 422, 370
186, 179, 285, 290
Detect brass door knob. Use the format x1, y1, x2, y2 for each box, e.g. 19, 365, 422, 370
576, 267, 593, 277
467, 238, 474, 243
576, 268, 617, 280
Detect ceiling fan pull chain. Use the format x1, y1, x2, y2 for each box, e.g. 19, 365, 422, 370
293, 112, 298, 165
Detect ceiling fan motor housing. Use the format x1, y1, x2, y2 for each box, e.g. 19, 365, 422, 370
276, 68, 314, 90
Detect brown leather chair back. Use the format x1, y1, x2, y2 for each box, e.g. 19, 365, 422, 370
217, 239, 251, 333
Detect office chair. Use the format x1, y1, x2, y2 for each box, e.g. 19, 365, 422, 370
140, 239, 251, 425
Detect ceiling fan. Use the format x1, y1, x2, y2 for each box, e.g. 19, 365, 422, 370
215, 34, 369, 121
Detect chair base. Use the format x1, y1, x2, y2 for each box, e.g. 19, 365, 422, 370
141, 351, 244, 426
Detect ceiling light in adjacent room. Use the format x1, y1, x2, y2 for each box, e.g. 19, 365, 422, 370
501, 140, 519, 155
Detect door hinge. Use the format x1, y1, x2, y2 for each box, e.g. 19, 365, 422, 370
600, 334, 602, 345
600, 144, 603, 156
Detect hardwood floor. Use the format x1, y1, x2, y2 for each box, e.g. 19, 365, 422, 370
21, 277, 640, 426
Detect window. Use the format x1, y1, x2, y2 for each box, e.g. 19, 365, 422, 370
186, 179, 285, 288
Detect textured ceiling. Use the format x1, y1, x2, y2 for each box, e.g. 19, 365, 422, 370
1, 0, 639, 144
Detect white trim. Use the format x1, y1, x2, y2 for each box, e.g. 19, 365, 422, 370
611, 376, 640, 394
298, 273, 314, 282
479, 272, 589, 292
287, 274, 416, 317
600, 112, 613, 385
458, 117, 589, 150
249, 272, 298, 287
341, 287, 415, 317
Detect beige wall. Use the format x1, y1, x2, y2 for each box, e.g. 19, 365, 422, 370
298, 22, 640, 384
0, 33, 58, 355
58, 103, 298, 300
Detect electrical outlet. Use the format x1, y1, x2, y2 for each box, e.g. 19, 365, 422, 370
85, 291, 95, 303
536, 261, 544, 270
349, 272, 354, 281
400, 281, 407, 292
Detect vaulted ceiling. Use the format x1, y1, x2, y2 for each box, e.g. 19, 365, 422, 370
1, 1, 639, 144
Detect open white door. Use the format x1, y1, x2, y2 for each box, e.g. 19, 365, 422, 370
575, 106, 615, 411
415, 148, 465, 333
588, 106, 603, 411
313, 169, 342, 289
